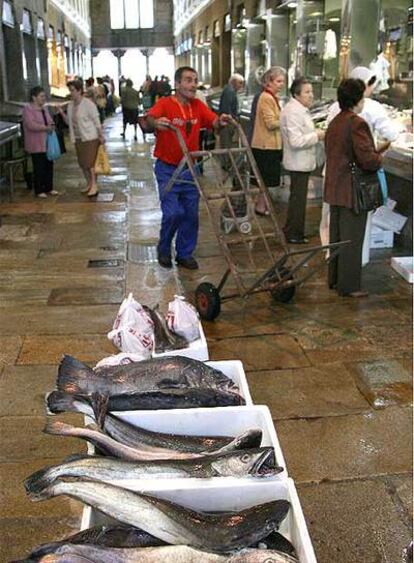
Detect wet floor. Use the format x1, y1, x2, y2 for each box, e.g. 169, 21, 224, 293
0, 115, 412, 563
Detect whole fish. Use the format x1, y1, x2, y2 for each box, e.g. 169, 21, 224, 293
25, 448, 279, 492
58, 354, 240, 396
257, 531, 297, 557
26, 480, 290, 552
44, 419, 263, 461
143, 305, 188, 353
46, 392, 235, 453
15, 544, 299, 562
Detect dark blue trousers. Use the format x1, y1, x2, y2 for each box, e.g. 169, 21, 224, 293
154, 159, 200, 260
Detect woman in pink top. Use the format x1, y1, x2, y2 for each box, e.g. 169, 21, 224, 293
22, 87, 59, 198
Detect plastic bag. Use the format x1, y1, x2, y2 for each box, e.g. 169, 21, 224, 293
46, 131, 62, 161
167, 295, 200, 342
108, 293, 154, 355
95, 144, 112, 175
94, 352, 146, 369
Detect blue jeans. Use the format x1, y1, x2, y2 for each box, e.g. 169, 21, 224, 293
154, 159, 200, 259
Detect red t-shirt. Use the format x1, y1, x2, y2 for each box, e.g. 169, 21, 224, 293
148, 96, 217, 165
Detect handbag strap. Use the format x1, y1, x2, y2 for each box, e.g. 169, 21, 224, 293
41, 109, 49, 126
346, 113, 357, 170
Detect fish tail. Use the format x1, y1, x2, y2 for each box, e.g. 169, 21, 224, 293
25, 478, 57, 502
24, 465, 58, 495
46, 390, 81, 415
57, 355, 95, 394
91, 392, 109, 429
43, 418, 77, 438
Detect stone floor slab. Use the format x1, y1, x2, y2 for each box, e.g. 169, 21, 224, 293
297, 479, 412, 563
0, 365, 57, 416
0, 415, 85, 462
347, 359, 413, 409
17, 335, 116, 365
0, 516, 81, 563
48, 286, 124, 306
276, 407, 412, 482
247, 363, 370, 419
386, 475, 413, 521
208, 335, 311, 370
0, 336, 22, 366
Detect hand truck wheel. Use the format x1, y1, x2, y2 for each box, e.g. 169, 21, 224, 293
239, 221, 252, 234
270, 267, 296, 304
195, 282, 221, 320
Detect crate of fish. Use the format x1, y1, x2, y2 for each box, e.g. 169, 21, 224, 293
46, 355, 252, 417
152, 320, 209, 361
72, 478, 317, 562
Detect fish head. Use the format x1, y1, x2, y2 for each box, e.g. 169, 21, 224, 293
210, 447, 281, 477
233, 428, 263, 450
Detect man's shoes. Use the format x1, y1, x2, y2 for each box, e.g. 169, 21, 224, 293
286, 237, 309, 244
176, 256, 199, 270
157, 252, 172, 268
49, 190, 59, 196
36, 193, 47, 198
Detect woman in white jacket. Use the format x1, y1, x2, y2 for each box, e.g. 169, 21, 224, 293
280, 78, 325, 243
64, 79, 104, 197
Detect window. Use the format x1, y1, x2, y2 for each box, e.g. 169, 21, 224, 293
22, 9, 32, 34
110, 0, 154, 29
37, 18, 46, 39
2, 0, 14, 27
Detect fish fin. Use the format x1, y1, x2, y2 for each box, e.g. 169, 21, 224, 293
46, 390, 79, 415
157, 373, 189, 388
91, 392, 109, 429
26, 481, 56, 502
57, 355, 95, 394
43, 418, 75, 437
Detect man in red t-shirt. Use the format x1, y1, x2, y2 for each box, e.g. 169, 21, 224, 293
147, 66, 230, 270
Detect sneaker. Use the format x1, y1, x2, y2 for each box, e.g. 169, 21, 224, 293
49, 190, 59, 196
37, 193, 47, 198
176, 256, 199, 270
157, 252, 172, 268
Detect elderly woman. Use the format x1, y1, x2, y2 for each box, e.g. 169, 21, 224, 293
249, 66, 285, 216
22, 86, 59, 198
64, 79, 104, 197
325, 79, 386, 298
280, 77, 325, 243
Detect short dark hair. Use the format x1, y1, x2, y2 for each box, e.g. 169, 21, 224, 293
67, 79, 84, 93
29, 86, 45, 101
126, 79, 133, 87
290, 77, 311, 98
337, 78, 365, 110
174, 66, 197, 83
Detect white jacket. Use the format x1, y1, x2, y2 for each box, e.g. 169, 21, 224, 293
327, 98, 404, 142
67, 98, 101, 143
280, 97, 319, 172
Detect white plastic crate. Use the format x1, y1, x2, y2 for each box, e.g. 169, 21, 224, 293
206, 359, 252, 405
152, 321, 209, 361
391, 257, 414, 283
370, 226, 394, 249
372, 206, 408, 234
81, 478, 317, 563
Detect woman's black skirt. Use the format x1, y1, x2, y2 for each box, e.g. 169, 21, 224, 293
251, 148, 282, 188
123, 108, 138, 125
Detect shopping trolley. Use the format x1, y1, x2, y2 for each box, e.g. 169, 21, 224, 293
163, 119, 347, 320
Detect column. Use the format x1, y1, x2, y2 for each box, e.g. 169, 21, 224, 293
111, 48, 126, 89
140, 48, 154, 77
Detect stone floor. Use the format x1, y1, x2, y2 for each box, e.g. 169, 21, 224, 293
0, 115, 412, 563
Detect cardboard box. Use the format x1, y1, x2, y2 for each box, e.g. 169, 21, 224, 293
81, 477, 317, 563
370, 226, 394, 249
391, 257, 414, 283
372, 206, 407, 234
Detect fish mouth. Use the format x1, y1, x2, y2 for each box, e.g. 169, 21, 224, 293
252, 448, 282, 477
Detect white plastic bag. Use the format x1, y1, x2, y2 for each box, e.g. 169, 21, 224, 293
112, 293, 150, 330
108, 293, 154, 355
94, 352, 146, 370
167, 295, 200, 342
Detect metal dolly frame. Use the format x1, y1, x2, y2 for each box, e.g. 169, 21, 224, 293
163, 120, 347, 320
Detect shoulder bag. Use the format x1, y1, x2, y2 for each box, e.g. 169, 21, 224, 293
347, 115, 383, 215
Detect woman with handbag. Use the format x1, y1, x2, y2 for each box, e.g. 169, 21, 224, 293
63, 79, 104, 197
22, 86, 59, 198
325, 79, 388, 298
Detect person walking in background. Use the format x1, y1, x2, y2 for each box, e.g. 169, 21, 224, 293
96, 78, 107, 123
146, 66, 231, 270
324, 79, 387, 298
218, 73, 244, 170
249, 66, 286, 216
121, 79, 140, 141
84, 77, 97, 103
280, 77, 325, 243
64, 79, 105, 198
22, 86, 59, 198
150, 76, 159, 106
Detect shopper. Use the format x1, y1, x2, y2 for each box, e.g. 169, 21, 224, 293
65, 79, 104, 197
146, 66, 230, 270
22, 86, 59, 198
84, 77, 97, 103
280, 77, 325, 243
249, 66, 286, 216
218, 73, 244, 169
96, 78, 107, 123
320, 66, 402, 247
324, 79, 386, 298
121, 79, 140, 140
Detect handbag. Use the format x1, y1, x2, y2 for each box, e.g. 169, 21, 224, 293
347, 116, 383, 215
46, 131, 62, 161
94, 144, 111, 175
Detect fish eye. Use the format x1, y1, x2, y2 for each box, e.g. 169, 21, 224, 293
241, 453, 251, 463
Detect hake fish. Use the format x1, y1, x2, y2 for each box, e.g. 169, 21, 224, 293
44, 419, 263, 461
15, 544, 299, 562
26, 480, 291, 552
58, 355, 240, 396
46, 392, 235, 453
24, 448, 279, 492
143, 305, 188, 353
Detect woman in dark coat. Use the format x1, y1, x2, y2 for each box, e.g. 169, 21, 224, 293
324, 79, 388, 297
